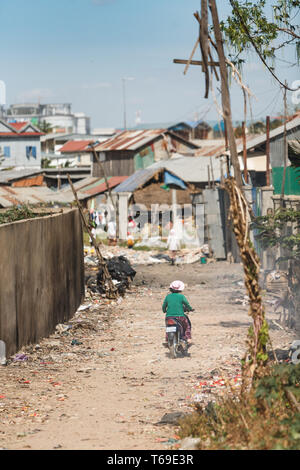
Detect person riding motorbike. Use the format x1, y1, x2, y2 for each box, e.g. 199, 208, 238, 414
162, 280, 194, 345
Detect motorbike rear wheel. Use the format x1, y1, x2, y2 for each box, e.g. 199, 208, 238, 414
168, 333, 178, 359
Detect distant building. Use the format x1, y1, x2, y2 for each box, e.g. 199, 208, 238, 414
168, 120, 212, 141
0, 120, 43, 169
235, 115, 300, 191
58, 140, 94, 167
1, 103, 90, 135
41, 130, 118, 167
90, 129, 199, 178
212, 121, 225, 139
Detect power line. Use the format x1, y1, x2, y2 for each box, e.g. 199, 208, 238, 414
243, 89, 282, 121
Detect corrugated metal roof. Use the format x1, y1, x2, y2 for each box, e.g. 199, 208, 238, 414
59, 140, 94, 153
194, 138, 245, 157
113, 154, 222, 193
0, 119, 43, 136
236, 117, 300, 153
82, 176, 128, 198
113, 168, 158, 193
150, 155, 221, 183
0, 169, 44, 184
12, 174, 44, 187
0, 186, 75, 208
93, 129, 166, 152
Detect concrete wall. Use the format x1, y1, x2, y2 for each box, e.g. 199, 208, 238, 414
0, 136, 41, 168
0, 209, 85, 357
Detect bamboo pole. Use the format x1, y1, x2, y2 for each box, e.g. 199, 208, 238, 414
242, 121, 248, 184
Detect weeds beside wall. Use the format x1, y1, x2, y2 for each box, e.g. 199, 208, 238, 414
0, 208, 85, 357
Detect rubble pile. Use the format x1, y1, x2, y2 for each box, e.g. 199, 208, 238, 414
84, 244, 210, 267
85, 254, 136, 296
97, 256, 136, 296
190, 365, 243, 405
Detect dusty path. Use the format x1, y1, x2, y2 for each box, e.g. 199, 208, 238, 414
0, 261, 295, 450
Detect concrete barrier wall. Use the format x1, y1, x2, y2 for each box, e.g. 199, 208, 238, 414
0, 209, 85, 357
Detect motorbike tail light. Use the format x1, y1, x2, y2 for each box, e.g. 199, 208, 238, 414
167, 319, 176, 326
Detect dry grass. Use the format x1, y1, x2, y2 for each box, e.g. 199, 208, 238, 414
179, 363, 300, 450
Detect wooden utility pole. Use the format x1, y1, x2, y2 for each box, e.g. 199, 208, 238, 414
281, 81, 288, 202
208, 0, 243, 187
207, 165, 211, 188
266, 115, 270, 186
173, 2, 243, 186
242, 121, 248, 184
210, 157, 215, 189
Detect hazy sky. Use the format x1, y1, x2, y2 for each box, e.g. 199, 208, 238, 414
0, 0, 298, 129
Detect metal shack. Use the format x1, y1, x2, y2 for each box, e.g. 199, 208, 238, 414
89, 129, 199, 178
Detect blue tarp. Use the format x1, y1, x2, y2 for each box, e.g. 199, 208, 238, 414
164, 171, 187, 189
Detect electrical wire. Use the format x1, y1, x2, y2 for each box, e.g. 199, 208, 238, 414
243, 89, 282, 121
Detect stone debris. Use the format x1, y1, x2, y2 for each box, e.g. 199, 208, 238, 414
84, 244, 211, 267
179, 436, 201, 450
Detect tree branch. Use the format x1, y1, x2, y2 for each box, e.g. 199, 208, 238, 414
276, 26, 300, 40
229, 0, 300, 91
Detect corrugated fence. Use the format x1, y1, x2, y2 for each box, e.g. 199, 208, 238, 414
0, 208, 85, 357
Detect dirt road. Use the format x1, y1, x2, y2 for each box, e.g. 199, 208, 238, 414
0, 261, 295, 450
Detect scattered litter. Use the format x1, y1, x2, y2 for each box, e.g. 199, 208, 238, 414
77, 304, 92, 312
264, 270, 288, 294
179, 437, 201, 450
96, 256, 136, 296
56, 324, 72, 335
84, 244, 213, 267
13, 354, 29, 362
155, 412, 187, 426
84, 256, 98, 266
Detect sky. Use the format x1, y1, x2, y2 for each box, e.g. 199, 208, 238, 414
0, 0, 299, 129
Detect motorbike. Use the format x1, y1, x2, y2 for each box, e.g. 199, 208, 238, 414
165, 309, 193, 359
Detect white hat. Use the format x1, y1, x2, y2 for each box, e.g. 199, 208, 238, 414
170, 280, 185, 292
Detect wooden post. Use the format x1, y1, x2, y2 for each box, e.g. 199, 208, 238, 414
207, 165, 211, 188
224, 120, 229, 151
266, 115, 270, 186
67, 174, 118, 299
208, 0, 243, 187
210, 157, 215, 189
242, 121, 248, 184
220, 159, 225, 185
57, 172, 61, 191
281, 81, 288, 203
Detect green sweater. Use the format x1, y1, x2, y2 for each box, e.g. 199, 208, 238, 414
162, 292, 193, 317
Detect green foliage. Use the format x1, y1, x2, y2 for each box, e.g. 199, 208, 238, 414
0, 205, 40, 225
36, 121, 53, 134
249, 120, 266, 134
252, 208, 300, 257
234, 125, 243, 137
221, 0, 300, 69
41, 157, 53, 169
